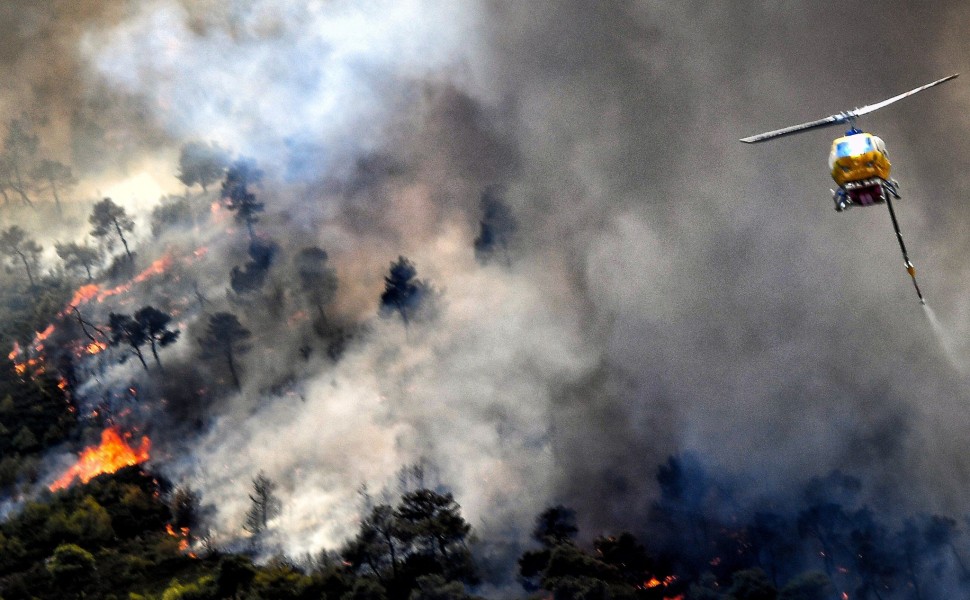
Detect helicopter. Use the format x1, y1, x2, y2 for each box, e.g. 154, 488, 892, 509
740, 73, 959, 304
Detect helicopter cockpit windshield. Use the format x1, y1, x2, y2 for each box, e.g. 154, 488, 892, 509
835, 134, 874, 158
827, 133, 888, 175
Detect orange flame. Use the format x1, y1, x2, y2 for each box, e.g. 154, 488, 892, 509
92, 255, 176, 303
62, 256, 174, 311
133, 255, 174, 283
49, 426, 151, 491
8, 341, 34, 377
65, 283, 101, 310
166, 524, 192, 552
85, 341, 108, 355
34, 324, 55, 345
8, 325, 60, 378
640, 575, 678, 590
639, 575, 678, 592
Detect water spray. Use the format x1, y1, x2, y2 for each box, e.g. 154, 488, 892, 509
922, 303, 966, 374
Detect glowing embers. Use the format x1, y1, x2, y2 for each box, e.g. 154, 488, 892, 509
33, 324, 55, 348
8, 341, 25, 376
85, 341, 109, 355
8, 340, 45, 378
638, 575, 682, 599
8, 324, 58, 377
49, 426, 151, 491
165, 524, 197, 556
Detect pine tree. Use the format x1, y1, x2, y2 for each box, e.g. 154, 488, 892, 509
30, 159, 76, 214
108, 313, 149, 370
473, 186, 516, 266
177, 141, 229, 193
134, 306, 180, 368
0, 225, 42, 288
379, 256, 430, 327
2, 118, 38, 206
89, 197, 135, 262
294, 246, 338, 327
55, 242, 99, 281
198, 312, 252, 390
221, 158, 264, 241
243, 472, 281, 538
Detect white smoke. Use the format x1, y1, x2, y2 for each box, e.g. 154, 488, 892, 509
81, 0, 481, 170
164, 229, 598, 556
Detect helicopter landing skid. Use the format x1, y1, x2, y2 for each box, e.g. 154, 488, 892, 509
832, 178, 900, 212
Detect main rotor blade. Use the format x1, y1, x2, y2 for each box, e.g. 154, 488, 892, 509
739, 73, 959, 144
739, 113, 847, 143
850, 73, 958, 118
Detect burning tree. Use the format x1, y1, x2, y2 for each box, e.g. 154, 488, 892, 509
177, 140, 229, 193
221, 157, 264, 241
55, 242, 100, 281
89, 197, 135, 262
198, 311, 252, 390
170, 486, 202, 539
0, 225, 42, 288
518, 505, 688, 599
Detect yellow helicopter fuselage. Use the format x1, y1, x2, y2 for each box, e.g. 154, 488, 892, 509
828, 132, 891, 187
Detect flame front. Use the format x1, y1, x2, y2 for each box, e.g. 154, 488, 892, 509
66, 283, 101, 309
133, 255, 174, 283
50, 426, 151, 491
33, 324, 55, 349
638, 574, 680, 599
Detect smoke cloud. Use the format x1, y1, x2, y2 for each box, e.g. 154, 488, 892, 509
4, 0, 970, 590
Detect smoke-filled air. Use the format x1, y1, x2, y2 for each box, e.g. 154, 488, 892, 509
3, 2, 970, 599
